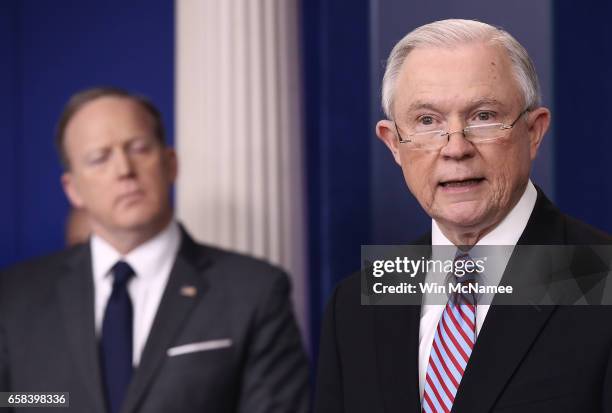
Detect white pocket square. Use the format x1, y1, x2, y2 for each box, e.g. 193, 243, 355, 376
167, 339, 233, 357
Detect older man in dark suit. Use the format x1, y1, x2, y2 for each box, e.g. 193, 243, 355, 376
0, 87, 309, 413
315, 19, 612, 413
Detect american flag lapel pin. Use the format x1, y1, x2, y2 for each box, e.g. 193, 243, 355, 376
180, 285, 198, 297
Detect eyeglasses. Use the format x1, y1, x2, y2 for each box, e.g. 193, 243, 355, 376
393, 109, 529, 150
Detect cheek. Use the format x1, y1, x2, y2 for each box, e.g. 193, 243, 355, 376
145, 154, 172, 178
400, 153, 436, 204
141, 163, 172, 198
76, 175, 111, 204
482, 143, 529, 201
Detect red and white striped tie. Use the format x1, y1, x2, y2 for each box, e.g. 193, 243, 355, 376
422, 254, 477, 413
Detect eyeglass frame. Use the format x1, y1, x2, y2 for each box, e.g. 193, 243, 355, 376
393, 108, 530, 147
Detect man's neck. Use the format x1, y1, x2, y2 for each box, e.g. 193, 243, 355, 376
90, 214, 173, 255
437, 223, 496, 247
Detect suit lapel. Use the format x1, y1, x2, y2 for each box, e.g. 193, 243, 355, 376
451, 304, 556, 413
56, 245, 107, 413
120, 233, 211, 413
452, 188, 563, 412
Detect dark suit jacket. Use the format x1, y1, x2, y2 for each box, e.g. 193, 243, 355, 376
0, 229, 309, 413
315, 189, 612, 412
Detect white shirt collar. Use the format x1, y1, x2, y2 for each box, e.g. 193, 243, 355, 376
91, 220, 181, 282
432, 179, 538, 247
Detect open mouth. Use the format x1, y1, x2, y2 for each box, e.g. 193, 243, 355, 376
439, 178, 485, 188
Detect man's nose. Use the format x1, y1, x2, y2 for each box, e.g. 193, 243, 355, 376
113, 149, 135, 177
439, 122, 475, 159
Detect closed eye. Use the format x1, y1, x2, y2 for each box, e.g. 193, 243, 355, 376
127, 138, 154, 154
85, 150, 110, 166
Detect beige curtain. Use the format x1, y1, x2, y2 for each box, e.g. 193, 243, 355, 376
175, 0, 307, 339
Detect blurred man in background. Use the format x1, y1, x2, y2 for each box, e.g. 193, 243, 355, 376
0, 87, 309, 413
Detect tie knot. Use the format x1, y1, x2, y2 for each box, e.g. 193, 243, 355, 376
453, 252, 477, 283
112, 261, 135, 285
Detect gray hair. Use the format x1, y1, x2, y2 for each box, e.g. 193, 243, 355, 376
381, 19, 541, 119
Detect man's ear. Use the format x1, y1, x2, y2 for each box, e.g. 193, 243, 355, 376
526, 107, 551, 160
376, 119, 402, 166
163, 147, 178, 183
61, 172, 84, 208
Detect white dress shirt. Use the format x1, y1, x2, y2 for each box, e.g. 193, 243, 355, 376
418, 180, 538, 399
91, 220, 181, 366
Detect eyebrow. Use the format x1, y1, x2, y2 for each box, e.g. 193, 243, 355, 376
404, 97, 506, 114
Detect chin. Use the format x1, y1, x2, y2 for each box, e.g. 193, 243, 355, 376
435, 204, 488, 229
115, 210, 161, 231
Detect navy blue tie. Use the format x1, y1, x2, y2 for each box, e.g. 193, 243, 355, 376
101, 261, 135, 413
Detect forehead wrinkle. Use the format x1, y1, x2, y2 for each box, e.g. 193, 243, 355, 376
396, 44, 523, 116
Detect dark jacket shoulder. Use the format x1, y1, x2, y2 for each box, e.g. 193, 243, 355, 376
176, 231, 292, 300
0, 244, 88, 303
523, 187, 612, 245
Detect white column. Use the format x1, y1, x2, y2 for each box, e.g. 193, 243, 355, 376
176, 0, 307, 339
